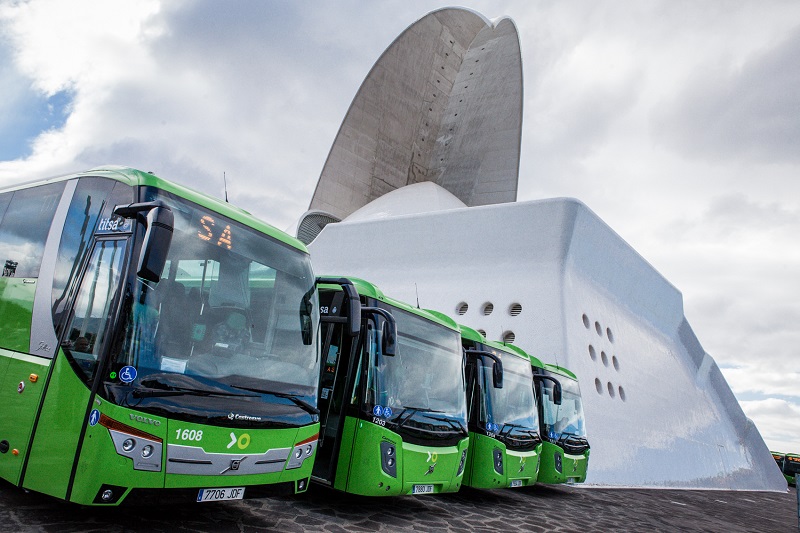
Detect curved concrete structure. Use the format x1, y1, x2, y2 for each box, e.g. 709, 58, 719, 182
309, 196, 785, 490
303, 7, 785, 490
307, 8, 522, 223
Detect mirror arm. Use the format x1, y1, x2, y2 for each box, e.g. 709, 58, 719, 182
464, 349, 504, 388
316, 277, 362, 337
362, 306, 397, 356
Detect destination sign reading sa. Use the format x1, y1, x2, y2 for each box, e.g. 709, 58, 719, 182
198, 214, 233, 250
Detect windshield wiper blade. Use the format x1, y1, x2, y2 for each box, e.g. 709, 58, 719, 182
426, 414, 467, 434
132, 387, 258, 399
393, 407, 465, 434
230, 385, 320, 416
135, 379, 258, 399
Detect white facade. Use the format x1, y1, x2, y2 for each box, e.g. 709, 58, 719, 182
308, 186, 786, 490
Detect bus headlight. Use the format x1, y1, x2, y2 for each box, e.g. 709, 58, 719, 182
493, 448, 504, 475
380, 441, 397, 478
457, 449, 468, 476
287, 435, 318, 470
122, 438, 136, 452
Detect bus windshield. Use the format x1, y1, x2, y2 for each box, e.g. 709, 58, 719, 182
366, 306, 467, 431
105, 191, 320, 421
479, 352, 538, 431
786, 455, 800, 476
540, 372, 586, 440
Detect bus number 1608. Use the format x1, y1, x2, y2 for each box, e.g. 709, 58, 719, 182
175, 429, 204, 441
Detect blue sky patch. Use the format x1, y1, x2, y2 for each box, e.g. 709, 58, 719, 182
0, 88, 73, 161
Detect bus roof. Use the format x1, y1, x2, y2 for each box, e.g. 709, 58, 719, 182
458, 324, 536, 364
318, 276, 459, 332
0, 166, 307, 252
542, 363, 578, 381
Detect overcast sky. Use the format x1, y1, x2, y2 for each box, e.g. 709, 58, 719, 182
1, 0, 798, 454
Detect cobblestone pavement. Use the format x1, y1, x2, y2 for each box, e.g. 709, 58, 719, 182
0, 480, 796, 532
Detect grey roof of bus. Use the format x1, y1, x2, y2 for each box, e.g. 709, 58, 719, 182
0, 165, 307, 252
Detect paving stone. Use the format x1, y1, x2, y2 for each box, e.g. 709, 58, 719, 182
0, 479, 797, 532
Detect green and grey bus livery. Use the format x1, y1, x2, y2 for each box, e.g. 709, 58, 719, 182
314, 278, 469, 496
532, 363, 590, 484
0, 166, 320, 505
460, 325, 542, 489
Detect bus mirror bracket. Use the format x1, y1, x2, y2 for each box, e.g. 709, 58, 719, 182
362, 307, 397, 356
465, 349, 503, 388
535, 375, 562, 405
316, 277, 361, 337
114, 202, 174, 284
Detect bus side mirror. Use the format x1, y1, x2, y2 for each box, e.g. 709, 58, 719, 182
300, 288, 314, 346
493, 361, 503, 389
316, 277, 361, 337
137, 207, 174, 283
362, 306, 397, 356
347, 291, 361, 338
114, 202, 173, 284
381, 320, 396, 356
553, 381, 563, 405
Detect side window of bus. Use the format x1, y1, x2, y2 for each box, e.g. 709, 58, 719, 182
0, 182, 65, 279
62, 239, 127, 382
52, 178, 132, 327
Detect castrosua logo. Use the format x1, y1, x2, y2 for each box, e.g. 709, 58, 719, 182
227, 412, 262, 422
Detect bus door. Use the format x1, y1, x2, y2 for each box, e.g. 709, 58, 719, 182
313, 290, 356, 484
22, 237, 129, 500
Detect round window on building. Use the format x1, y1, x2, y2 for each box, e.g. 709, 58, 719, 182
509, 303, 522, 316
456, 302, 469, 315
502, 330, 515, 344
482, 302, 494, 316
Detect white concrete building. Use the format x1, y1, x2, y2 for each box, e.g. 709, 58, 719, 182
302, 8, 786, 489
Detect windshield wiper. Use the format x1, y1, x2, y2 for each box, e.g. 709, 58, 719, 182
134, 378, 258, 399
132, 386, 258, 399
229, 385, 320, 416
393, 406, 465, 434
498, 423, 539, 439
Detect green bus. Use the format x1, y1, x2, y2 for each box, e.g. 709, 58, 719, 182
460, 325, 542, 489
532, 363, 590, 484
0, 166, 321, 505
783, 453, 799, 486
314, 278, 469, 496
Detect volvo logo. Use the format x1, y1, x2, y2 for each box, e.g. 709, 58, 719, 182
129, 413, 161, 426
424, 463, 436, 476
221, 457, 246, 474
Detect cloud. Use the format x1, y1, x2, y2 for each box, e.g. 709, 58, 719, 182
653, 23, 800, 163
739, 398, 800, 452
723, 366, 800, 398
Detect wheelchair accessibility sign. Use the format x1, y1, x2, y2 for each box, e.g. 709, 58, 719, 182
119, 366, 137, 383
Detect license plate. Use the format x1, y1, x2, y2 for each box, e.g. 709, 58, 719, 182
412, 484, 434, 494
509, 479, 523, 488
197, 487, 245, 502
